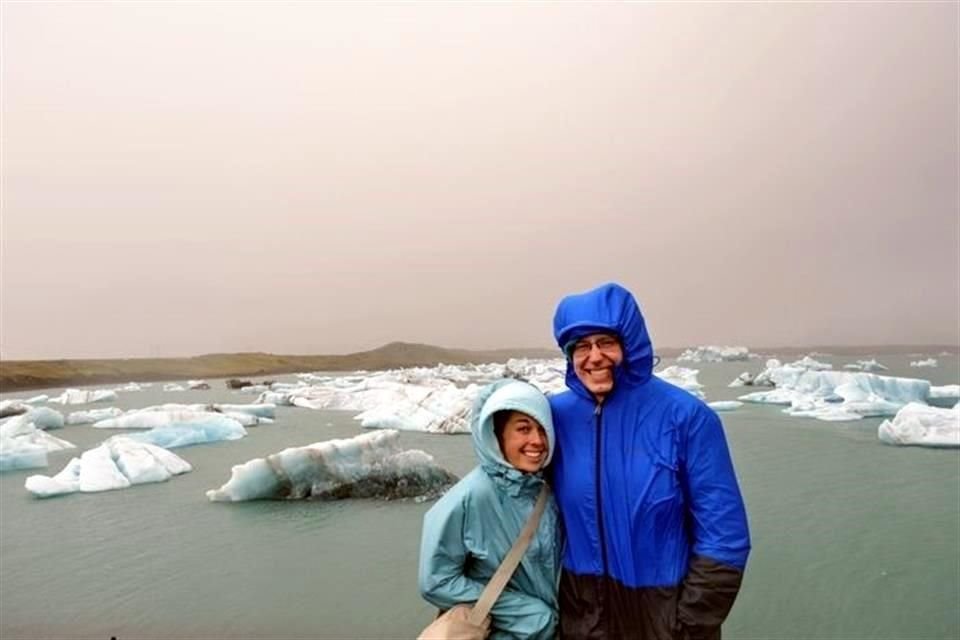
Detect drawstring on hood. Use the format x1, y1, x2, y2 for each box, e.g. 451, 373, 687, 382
470, 379, 555, 497
552, 282, 655, 399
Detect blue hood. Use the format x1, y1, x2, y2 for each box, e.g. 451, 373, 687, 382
552, 282, 655, 396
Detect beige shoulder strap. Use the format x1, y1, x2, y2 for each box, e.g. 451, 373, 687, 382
468, 484, 550, 625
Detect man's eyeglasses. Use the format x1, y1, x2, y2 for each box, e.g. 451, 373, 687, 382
568, 336, 620, 359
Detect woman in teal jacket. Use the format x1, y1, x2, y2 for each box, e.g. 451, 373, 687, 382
418, 379, 562, 639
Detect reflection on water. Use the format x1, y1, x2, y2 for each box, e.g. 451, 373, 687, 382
1, 354, 958, 638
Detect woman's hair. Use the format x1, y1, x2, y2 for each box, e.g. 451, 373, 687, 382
493, 410, 513, 445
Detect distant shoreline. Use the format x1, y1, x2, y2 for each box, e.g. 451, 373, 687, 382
0, 342, 956, 393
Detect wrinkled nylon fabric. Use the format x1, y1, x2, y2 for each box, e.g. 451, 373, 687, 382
549, 283, 750, 639
419, 380, 562, 640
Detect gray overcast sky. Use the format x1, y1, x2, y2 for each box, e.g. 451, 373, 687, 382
1, 1, 958, 360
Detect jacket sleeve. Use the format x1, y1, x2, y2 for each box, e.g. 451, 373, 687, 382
418, 492, 558, 640
676, 408, 751, 640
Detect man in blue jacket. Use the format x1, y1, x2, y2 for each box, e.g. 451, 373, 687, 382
549, 282, 750, 640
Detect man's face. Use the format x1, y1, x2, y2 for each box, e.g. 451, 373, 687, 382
570, 333, 623, 401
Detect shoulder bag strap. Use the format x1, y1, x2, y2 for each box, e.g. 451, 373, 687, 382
468, 483, 550, 625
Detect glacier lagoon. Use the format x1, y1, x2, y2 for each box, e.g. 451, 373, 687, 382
1, 353, 958, 639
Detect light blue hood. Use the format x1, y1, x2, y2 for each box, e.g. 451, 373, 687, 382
470, 379, 555, 496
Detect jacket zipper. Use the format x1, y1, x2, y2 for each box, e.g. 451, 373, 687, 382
594, 402, 608, 576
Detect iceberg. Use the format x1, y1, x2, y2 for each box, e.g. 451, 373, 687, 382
206, 429, 458, 502
49, 389, 119, 405
0, 415, 76, 471
66, 407, 125, 425
187, 380, 210, 390
910, 358, 938, 368
116, 382, 143, 392
25, 394, 49, 404
877, 403, 959, 448
0, 400, 30, 418
163, 383, 186, 392
708, 401, 743, 412
93, 410, 248, 431
25, 436, 192, 498
655, 366, 705, 398
1, 407, 65, 430
677, 346, 752, 363
739, 365, 931, 421
843, 359, 888, 372
128, 420, 247, 449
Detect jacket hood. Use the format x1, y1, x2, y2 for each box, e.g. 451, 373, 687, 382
470, 379, 555, 496
552, 282, 654, 396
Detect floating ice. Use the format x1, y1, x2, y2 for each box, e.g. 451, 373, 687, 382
655, 366, 705, 398
0, 415, 76, 471
843, 359, 888, 372
25, 437, 192, 497
163, 383, 186, 392
878, 403, 959, 448
708, 401, 743, 412
129, 420, 247, 449
49, 389, 119, 405
187, 380, 210, 390
0, 400, 30, 418
910, 358, 938, 368
728, 372, 756, 388
116, 382, 143, 392
677, 346, 752, 363
739, 365, 931, 421
787, 356, 833, 371
66, 407, 125, 425
2, 407, 65, 430
93, 410, 249, 431
206, 429, 457, 502
25, 394, 49, 404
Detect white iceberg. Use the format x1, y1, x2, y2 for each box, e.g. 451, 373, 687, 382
49, 389, 119, 405
25, 394, 49, 404
677, 346, 752, 363
66, 407, 125, 425
187, 380, 210, 390
93, 410, 248, 431
0, 400, 30, 418
739, 366, 931, 421
843, 359, 888, 372
787, 356, 833, 371
163, 383, 186, 392
877, 403, 959, 448
910, 358, 938, 368
655, 366, 705, 398
728, 372, 756, 388
116, 382, 143, 392
708, 401, 743, 412
25, 437, 192, 497
206, 429, 457, 502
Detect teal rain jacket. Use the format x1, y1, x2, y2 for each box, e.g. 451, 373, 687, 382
418, 379, 562, 639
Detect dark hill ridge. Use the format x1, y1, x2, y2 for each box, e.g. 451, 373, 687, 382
0, 342, 559, 393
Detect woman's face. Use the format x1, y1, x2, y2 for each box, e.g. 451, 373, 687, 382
498, 411, 548, 473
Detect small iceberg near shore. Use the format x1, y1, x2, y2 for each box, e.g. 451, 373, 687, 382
49, 389, 119, 405
206, 430, 458, 502
708, 401, 743, 412
25, 437, 192, 498
877, 403, 959, 448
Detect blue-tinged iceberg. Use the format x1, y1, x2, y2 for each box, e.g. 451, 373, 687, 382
0, 414, 76, 471
843, 359, 889, 372
878, 403, 959, 448
25, 436, 192, 498
127, 420, 247, 449
206, 430, 458, 502
2, 407, 65, 430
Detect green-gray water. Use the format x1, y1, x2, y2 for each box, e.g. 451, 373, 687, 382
1, 354, 958, 639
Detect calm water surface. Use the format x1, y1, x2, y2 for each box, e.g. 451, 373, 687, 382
1, 354, 958, 639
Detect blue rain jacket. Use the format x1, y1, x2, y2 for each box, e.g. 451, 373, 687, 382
419, 380, 562, 640
550, 283, 750, 638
